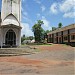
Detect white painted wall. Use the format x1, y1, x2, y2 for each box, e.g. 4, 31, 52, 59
0, 0, 22, 47
1, 15, 19, 26
1, 0, 21, 25
0, 27, 21, 46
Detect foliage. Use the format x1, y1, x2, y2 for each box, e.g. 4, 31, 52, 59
32, 20, 44, 43
58, 23, 63, 28
27, 42, 52, 45
44, 30, 50, 39
21, 37, 25, 43
23, 34, 25, 38
21, 35, 34, 43
45, 30, 50, 34
52, 27, 57, 31
51, 23, 63, 31
29, 36, 34, 40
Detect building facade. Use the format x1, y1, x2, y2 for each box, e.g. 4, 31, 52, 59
0, 0, 22, 47
47, 24, 75, 46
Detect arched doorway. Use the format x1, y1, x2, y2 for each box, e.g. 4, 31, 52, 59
5, 29, 16, 46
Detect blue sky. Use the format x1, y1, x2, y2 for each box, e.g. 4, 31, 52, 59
0, 0, 75, 36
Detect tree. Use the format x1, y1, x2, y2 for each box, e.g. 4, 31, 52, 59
52, 27, 57, 31
43, 30, 49, 39
44, 30, 50, 38
32, 20, 44, 43
45, 30, 50, 34
29, 36, 33, 41
23, 34, 25, 38
58, 23, 63, 28
21, 36, 25, 43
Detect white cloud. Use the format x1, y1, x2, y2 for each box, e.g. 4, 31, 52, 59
41, 6, 46, 12
21, 12, 32, 24
42, 16, 51, 30
34, 0, 41, 4
60, 0, 75, 18
21, 6, 28, 17
21, 6, 33, 24
23, 11, 28, 16
22, 0, 27, 2
50, 3, 58, 14
22, 0, 24, 2
59, 0, 75, 13
50, 0, 75, 18
37, 13, 41, 18
63, 12, 75, 18
21, 23, 34, 36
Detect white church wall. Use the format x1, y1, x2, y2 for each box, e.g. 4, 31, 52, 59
0, 28, 4, 46
0, 27, 21, 47
13, 28, 21, 46
1, 0, 11, 21
1, 0, 21, 23
12, 0, 20, 21
0, 28, 1, 46
2, 15, 19, 26
0, 0, 21, 47
3, 27, 21, 46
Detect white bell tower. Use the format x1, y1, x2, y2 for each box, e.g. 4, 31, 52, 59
1, 0, 21, 26
0, 0, 22, 47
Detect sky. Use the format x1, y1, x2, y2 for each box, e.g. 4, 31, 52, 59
0, 0, 75, 36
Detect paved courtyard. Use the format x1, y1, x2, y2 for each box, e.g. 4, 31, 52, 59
0, 44, 75, 75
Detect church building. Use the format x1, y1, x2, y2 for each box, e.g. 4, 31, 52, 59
0, 0, 22, 47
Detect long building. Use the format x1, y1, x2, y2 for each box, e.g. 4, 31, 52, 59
47, 24, 75, 46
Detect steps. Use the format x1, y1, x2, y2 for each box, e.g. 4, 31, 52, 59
0, 47, 36, 56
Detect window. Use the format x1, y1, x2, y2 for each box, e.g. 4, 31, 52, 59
59, 37, 61, 41
71, 35, 75, 40
55, 38, 57, 41
64, 36, 68, 41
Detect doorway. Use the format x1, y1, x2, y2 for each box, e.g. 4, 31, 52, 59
5, 29, 16, 46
